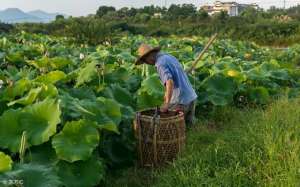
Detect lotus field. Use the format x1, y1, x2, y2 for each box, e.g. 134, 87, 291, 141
0, 32, 299, 186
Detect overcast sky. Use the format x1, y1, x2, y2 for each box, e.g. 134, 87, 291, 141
1, 0, 299, 16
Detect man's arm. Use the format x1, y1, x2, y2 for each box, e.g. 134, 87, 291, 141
164, 79, 174, 104
162, 79, 174, 112
156, 62, 174, 112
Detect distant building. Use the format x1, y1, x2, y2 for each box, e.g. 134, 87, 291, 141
153, 13, 163, 18
274, 15, 292, 22
201, 1, 259, 16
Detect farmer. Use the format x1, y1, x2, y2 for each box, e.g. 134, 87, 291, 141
136, 44, 198, 125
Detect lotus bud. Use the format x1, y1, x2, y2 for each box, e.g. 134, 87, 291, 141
80, 53, 85, 60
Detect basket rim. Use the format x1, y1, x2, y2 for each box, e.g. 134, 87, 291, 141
136, 108, 184, 121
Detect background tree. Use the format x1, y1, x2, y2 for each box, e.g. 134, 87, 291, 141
167, 4, 197, 19
0, 22, 14, 33
198, 9, 209, 20
55, 15, 65, 21
96, 6, 116, 17
10, 4, 300, 46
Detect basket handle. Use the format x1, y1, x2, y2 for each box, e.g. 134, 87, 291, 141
152, 115, 160, 166
136, 112, 144, 166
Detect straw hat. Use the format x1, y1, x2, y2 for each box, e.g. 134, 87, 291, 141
135, 44, 161, 65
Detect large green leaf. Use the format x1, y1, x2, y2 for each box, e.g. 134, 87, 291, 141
137, 91, 163, 109
211, 58, 239, 74
248, 87, 270, 104
0, 163, 62, 187
0, 101, 8, 116
75, 97, 121, 132
0, 152, 13, 173
67, 87, 96, 100
7, 87, 42, 106
23, 98, 61, 143
6, 51, 25, 65
97, 49, 110, 58
201, 74, 237, 106
137, 74, 164, 109
259, 60, 280, 72
50, 57, 73, 70
39, 84, 58, 99
56, 157, 105, 187
0, 98, 61, 152
225, 69, 246, 83
34, 71, 66, 84
0, 79, 32, 101
103, 84, 135, 121
27, 57, 72, 70
208, 94, 233, 106
203, 74, 237, 95
103, 84, 135, 107
75, 62, 97, 87
57, 91, 82, 121
25, 143, 58, 165
0, 109, 21, 152
288, 88, 300, 99
105, 68, 131, 84
245, 68, 267, 81
52, 120, 99, 162
117, 51, 136, 63
269, 70, 290, 81
27, 57, 52, 69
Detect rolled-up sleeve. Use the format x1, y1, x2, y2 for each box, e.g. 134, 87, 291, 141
157, 64, 173, 85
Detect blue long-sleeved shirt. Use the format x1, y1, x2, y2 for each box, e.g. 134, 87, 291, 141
155, 52, 197, 105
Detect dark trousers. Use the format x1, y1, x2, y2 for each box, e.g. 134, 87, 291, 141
169, 100, 196, 126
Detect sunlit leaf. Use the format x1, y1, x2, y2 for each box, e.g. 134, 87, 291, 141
0, 152, 13, 173
0, 79, 32, 101
7, 87, 42, 106
34, 71, 66, 84
75, 62, 97, 87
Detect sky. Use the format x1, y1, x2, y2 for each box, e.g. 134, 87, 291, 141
0, 0, 299, 16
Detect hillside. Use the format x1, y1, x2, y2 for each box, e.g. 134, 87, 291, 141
0, 8, 63, 23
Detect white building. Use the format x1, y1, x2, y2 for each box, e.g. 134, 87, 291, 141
201, 1, 259, 16
153, 13, 163, 18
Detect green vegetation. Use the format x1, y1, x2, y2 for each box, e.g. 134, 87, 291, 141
7, 4, 300, 46
107, 98, 300, 187
0, 23, 13, 33
0, 32, 299, 186
0, 3, 300, 186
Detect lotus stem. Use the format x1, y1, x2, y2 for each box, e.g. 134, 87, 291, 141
19, 131, 27, 164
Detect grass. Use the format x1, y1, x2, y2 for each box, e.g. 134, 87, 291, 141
105, 98, 300, 187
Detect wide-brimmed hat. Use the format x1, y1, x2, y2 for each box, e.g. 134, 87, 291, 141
135, 44, 161, 65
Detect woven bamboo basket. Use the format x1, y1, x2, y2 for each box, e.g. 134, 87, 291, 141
134, 109, 186, 168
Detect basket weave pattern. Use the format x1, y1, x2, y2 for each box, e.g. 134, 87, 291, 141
134, 110, 186, 167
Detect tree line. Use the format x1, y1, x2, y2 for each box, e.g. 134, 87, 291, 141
2, 4, 300, 46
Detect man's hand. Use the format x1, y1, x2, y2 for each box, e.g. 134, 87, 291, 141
161, 103, 170, 113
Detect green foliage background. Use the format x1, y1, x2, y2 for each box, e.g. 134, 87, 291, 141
4, 4, 300, 46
